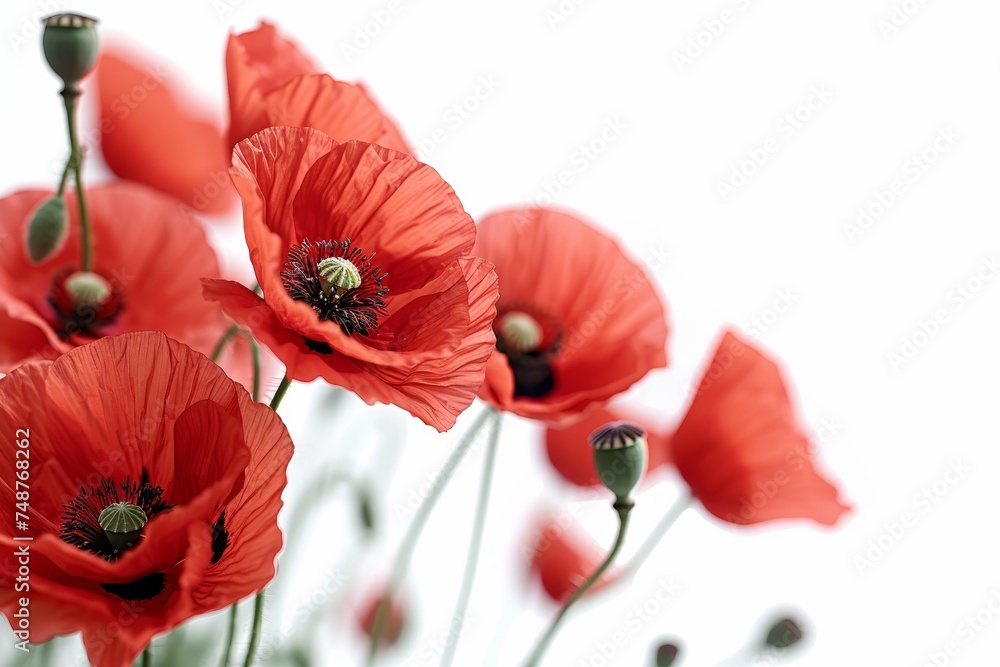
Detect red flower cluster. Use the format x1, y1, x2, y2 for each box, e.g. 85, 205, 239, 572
0, 332, 293, 667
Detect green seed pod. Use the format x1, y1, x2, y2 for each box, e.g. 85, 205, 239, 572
764, 617, 804, 649
98, 502, 147, 552
589, 422, 647, 502
41, 13, 99, 89
25, 195, 67, 264
318, 257, 362, 295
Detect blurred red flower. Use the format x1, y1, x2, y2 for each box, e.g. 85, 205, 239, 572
671, 329, 851, 526
203, 126, 499, 431
0, 183, 258, 391
545, 406, 673, 488
527, 514, 614, 604
95, 22, 410, 213
0, 332, 293, 667
474, 206, 669, 424
356, 589, 407, 647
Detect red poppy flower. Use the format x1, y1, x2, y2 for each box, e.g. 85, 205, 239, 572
474, 206, 669, 424
0, 183, 258, 391
95, 22, 411, 213
671, 329, 851, 526
226, 21, 412, 154
202, 126, 499, 431
0, 331, 293, 667
526, 514, 614, 604
545, 406, 673, 488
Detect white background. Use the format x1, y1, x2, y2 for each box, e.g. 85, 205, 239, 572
2, 0, 1000, 666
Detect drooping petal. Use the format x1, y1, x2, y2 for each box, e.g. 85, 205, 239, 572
671, 330, 851, 526
96, 45, 232, 212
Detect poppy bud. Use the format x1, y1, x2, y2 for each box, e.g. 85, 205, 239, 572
654, 641, 681, 666
98, 502, 147, 551
41, 13, 99, 91
357, 592, 406, 648
764, 617, 804, 649
589, 422, 647, 503
25, 195, 68, 263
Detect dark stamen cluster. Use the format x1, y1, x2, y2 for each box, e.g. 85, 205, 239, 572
60, 471, 171, 560
281, 238, 388, 337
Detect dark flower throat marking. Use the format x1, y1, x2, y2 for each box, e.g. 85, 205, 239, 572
281, 238, 388, 339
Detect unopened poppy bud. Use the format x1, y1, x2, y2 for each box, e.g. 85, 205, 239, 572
589, 422, 647, 503
41, 13, 99, 90
498, 311, 542, 352
318, 256, 361, 297
654, 641, 681, 666
25, 195, 67, 263
764, 617, 804, 649
65, 271, 111, 309
358, 593, 406, 648
98, 502, 147, 551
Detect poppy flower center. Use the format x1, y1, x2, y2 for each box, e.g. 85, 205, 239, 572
494, 306, 562, 399
60, 473, 171, 560
281, 238, 388, 337
48, 268, 124, 338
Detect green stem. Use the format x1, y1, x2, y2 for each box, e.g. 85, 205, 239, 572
247, 333, 261, 403
61, 89, 91, 272
619, 492, 690, 583
269, 375, 292, 411
57, 156, 72, 196
219, 604, 238, 667
365, 406, 497, 665
521, 501, 633, 667
439, 412, 503, 667
141, 646, 151, 667
210, 325, 240, 363
242, 591, 265, 667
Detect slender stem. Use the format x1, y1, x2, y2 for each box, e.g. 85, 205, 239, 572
141, 646, 152, 667
210, 325, 240, 363
57, 156, 72, 196
242, 591, 265, 667
619, 492, 691, 582
365, 406, 496, 665
439, 412, 503, 667
61, 89, 91, 272
269, 375, 292, 411
521, 501, 633, 667
246, 332, 261, 403
219, 604, 239, 667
